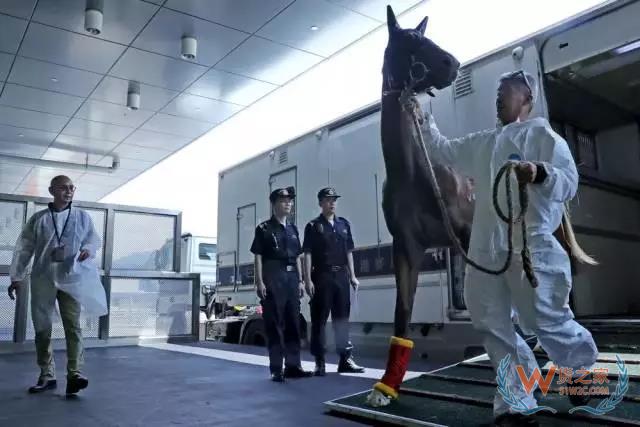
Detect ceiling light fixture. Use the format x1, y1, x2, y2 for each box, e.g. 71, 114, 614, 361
84, 0, 104, 35
310, 25, 319, 31
127, 81, 140, 111
50, 77, 58, 82
181, 36, 197, 60
18, 134, 24, 138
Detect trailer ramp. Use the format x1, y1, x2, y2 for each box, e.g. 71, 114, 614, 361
325, 337, 640, 426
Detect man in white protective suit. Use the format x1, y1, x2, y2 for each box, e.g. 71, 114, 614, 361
421, 70, 598, 426
8, 175, 101, 395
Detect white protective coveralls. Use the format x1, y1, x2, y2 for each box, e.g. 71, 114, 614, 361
421, 77, 598, 416
10, 204, 102, 379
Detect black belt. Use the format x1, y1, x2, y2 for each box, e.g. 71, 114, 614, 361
264, 259, 297, 270
316, 265, 345, 272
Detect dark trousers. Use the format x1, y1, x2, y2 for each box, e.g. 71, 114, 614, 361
309, 269, 353, 359
261, 269, 302, 373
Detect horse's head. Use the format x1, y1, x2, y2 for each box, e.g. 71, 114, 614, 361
383, 5, 459, 93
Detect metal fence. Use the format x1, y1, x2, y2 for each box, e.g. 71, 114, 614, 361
0, 193, 200, 345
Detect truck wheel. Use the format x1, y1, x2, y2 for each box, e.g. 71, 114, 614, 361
242, 319, 266, 347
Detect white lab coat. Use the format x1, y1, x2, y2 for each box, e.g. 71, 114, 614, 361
9, 205, 102, 331
422, 114, 598, 416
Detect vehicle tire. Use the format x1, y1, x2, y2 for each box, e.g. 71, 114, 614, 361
242, 319, 266, 347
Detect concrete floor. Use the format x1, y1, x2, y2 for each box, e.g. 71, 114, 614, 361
0, 341, 447, 427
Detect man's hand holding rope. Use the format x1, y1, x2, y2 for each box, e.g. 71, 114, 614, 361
513, 161, 538, 185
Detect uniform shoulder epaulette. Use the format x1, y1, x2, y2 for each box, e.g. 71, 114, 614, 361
338, 216, 350, 225
258, 221, 269, 230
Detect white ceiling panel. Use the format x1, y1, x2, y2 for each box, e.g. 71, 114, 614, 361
0, 53, 13, 82
0, 14, 28, 54
0, 105, 68, 133
112, 143, 172, 162
215, 36, 323, 85
0, 163, 31, 185
141, 113, 214, 138
0, 0, 37, 19
0, 182, 18, 194
90, 76, 179, 111
78, 172, 129, 187
8, 57, 103, 97
0, 124, 57, 146
123, 129, 192, 151
132, 7, 248, 67
33, 0, 159, 45
257, 0, 379, 57
88, 166, 147, 181
161, 93, 243, 124
14, 184, 51, 198
41, 147, 102, 165
22, 167, 84, 185
0, 140, 47, 158
75, 99, 155, 128
164, 0, 293, 33
0, 83, 84, 116
327, 0, 421, 22
62, 118, 133, 143
109, 48, 208, 91
19, 23, 126, 73
96, 155, 154, 171
56, 134, 118, 152
73, 187, 109, 201
186, 68, 278, 106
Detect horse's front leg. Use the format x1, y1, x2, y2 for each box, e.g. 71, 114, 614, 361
367, 237, 421, 406
393, 237, 420, 337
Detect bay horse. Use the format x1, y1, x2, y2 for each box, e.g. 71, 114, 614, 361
366, 5, 471, 406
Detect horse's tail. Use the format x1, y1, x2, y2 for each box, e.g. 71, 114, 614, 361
562, 204, 598, 266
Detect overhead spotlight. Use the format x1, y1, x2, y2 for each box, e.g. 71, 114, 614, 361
181, 36, 197, 60
85, 0, 104, 35
310, 25, 319, 31
127, 81, 140, 111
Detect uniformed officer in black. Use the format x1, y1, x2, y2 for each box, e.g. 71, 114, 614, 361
303, 187, 365, 376
250, 187, 313, 382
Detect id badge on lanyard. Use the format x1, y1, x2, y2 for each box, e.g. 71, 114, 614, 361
50, 205, 71, 263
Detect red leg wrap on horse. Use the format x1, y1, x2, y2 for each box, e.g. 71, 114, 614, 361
373, 336, 414, 398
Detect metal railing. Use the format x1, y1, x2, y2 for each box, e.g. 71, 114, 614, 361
0, 193, 200, 346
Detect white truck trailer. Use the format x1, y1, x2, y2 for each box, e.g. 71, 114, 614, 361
214, 0, 640, 360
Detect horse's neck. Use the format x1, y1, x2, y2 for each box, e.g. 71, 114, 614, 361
380, 83, 418, 183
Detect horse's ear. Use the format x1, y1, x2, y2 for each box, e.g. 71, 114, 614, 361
415, 16, 428, 35
386, 5, 400, 34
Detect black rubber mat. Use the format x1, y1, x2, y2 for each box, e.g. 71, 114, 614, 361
327, 346, 640, 426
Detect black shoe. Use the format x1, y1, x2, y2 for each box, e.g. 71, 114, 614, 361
28, 378, 57, 394
314, 358, 326, 376
569, 393, 592, 406
568, 372, 592, 406
494, 413, 539, 427
271, 371, 285, 382
338, 356, 365, 373
66, 374, 89, 395
283, 365, 313, 378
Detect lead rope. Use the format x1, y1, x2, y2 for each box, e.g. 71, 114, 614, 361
396, 66, 538, 287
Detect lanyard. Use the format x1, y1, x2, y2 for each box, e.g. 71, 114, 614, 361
49, 203, 72, 246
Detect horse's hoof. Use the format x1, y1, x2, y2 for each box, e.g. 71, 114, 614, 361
365, 389, 391, 407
